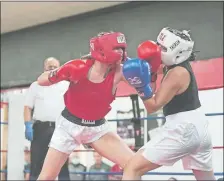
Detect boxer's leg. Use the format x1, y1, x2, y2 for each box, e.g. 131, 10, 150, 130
122, 121, 200, 180
121, 135, 186, 180
37, 115, 80, 180
182, 122, 216, 180
37, 148, 69, 180
83, 122, 134, 169
192, 170, 216, 180
90, 131, 134, 169
122, 149, 161, 180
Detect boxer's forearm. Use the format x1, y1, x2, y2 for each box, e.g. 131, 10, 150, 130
143, 81, 179, 114
150, 82, 156, 93
142, 82, 158, 113
143, 97, 159, 114
24, 106, 32, 122
37, 71, 53, 86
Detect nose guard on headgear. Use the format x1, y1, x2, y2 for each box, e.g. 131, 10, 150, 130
90, 32, 127, 64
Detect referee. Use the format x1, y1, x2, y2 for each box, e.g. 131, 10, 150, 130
24, 57, 70, 180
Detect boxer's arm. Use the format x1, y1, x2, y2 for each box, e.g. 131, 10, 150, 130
118, 64, 129, 84
151, 82, 156, 93
24, 82, 36, 122
37, 71, 53, 86
24, 106, 33, 122
37, 59, 86, 86
143, 67, 189, 113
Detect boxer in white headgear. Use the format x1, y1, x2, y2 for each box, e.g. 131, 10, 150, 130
122, 27, 215, 181
157, 27, 195, 66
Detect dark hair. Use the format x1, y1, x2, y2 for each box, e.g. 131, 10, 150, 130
168, 177, 178, 181
166, 27, 192, 42
80, 54, 92, 60
97, 31, 114, 37
188, 51, 199, 62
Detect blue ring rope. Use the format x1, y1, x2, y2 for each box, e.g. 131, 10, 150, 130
0, 170, 223, 176
1, 112, 223, 125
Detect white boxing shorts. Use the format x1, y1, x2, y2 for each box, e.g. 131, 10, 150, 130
49, 114, 111, 154
141, 107, 213, 171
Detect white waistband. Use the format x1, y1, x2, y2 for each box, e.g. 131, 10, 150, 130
165, 107, 206, 124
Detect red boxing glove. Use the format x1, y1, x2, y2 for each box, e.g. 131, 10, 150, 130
137, 40, 161, 82
48, 59, 87, 83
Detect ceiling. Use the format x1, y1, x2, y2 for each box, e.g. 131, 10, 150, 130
1, 1, 126, 34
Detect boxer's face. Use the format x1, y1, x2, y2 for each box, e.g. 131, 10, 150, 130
70, 152, 80, 165
93, 152, 102, 165
44, 59, 60, 72
114, 47, 124, 63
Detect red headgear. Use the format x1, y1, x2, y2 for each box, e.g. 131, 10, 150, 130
90, 32, 127, 64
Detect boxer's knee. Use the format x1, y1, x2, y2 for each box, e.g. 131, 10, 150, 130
123, 161, 145, 176
192, 169, 216, 180
123, 153, 148, 176
124, 149, 161, 176
37, 171, 57, 180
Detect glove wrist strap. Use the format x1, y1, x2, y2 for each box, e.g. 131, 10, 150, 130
48, 69, 58, 83
136, 88, 153, 101
151, 73, 157, 82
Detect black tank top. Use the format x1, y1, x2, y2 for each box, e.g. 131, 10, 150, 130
162, 61, 201, 116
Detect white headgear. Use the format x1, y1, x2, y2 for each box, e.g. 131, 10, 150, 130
156, 27, 194, 66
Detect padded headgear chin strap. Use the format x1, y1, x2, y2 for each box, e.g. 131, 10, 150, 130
90, 32, 127, 64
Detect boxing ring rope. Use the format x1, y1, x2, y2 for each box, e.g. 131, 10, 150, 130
1, 170, 223, 176
0, 146, 223, 153
0, 111, 223, 179
0, 112, 223, 125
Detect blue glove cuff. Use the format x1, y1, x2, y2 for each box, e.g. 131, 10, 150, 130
136, 85, 153, 101
25, 121, 33, 127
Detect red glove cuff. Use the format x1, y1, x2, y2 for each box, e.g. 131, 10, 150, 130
151, 72, 157, 82
48, 69, 59, 83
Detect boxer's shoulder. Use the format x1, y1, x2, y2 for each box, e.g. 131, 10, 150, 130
29, 81, 39, 88
168, 66, 189, 77
69, 58, 94, 67
114, 64, 124, 83
66, 58, 85, 64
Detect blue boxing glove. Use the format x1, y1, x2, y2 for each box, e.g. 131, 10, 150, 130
123, 58, 153, 100
25, 121, 33, 141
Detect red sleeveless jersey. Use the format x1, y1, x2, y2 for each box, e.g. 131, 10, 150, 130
64, 61, 116, 120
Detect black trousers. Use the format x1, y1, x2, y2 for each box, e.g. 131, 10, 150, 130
30, 121, 70, 181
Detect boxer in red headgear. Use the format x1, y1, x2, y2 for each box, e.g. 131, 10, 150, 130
36, 31, 135, 180
90, 31, 127, 64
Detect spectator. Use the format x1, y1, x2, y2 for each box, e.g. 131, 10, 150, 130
117, 121, 129, 139
23, 57, 70, 180
68, 152, 87, 180
88, 152, 111, 180
109, 163, 122, 180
